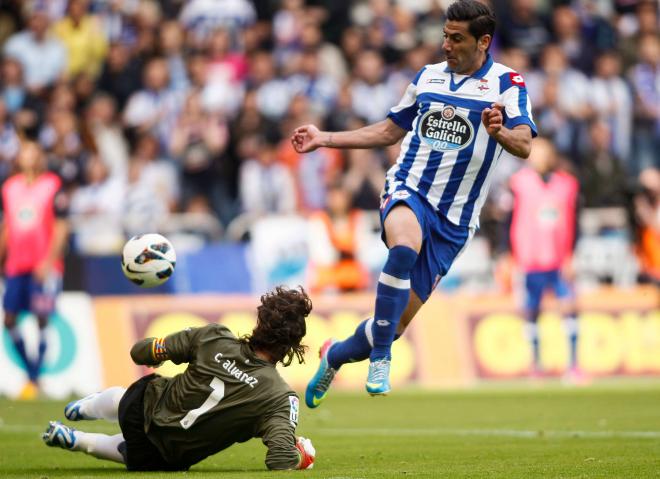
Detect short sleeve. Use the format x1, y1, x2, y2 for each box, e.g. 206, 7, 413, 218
499, 71, 537, 137
386, 66, 427, 131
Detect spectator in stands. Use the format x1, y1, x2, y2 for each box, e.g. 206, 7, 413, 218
308, 182, 371, 293
248, 50, 292, 120
634, 167, 660, 284
580, 120, 629, 208
179, 0, 256, 45
169, 91, 229, 212
629, 33, 660, 175
85, 93, 129, 179
52, 0, 108, 79
123, 56, 183, 146
529, 44, 592, 157
69, 155, 125, 254
1, 56, 45, 130
1, 140, 69, 399
3, 7, 66, 92
123, 133, 178, 236
588, 51, 633, 162
619, 0, 658, 71
509, 137, 582, 382
343, 147, 385, 212
203, 28, 247, 115
349, 50, 399, 125
299, 20, 348, 83
551, 5, 595, 73
277, 95, 343, 212
496, 0, 551, 66
288, 48, 339, 118
238, 133, 296, 218
0, 98, 19, 182
96, 41, 142, 110
158, 21, 189, 92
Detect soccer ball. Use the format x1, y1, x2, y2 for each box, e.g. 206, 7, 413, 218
121, 234, 176, 287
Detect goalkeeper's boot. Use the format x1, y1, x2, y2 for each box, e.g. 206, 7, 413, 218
305, 339, 338, 408
366, 358, 391, 395
65, 391, 100, 421
42, 421, 77, 450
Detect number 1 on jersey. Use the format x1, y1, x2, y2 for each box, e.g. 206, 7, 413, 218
180, 377, 225, 429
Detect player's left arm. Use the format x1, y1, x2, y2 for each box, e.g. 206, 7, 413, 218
35, 188, 69, 282
483, 72, 538, 158
130, 324, 211, 366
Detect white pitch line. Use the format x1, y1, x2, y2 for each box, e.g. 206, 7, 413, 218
318, 427, 660, 439
3, 425, 660, 440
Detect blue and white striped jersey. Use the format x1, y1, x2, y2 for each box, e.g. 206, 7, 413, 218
386, 54, 537, 228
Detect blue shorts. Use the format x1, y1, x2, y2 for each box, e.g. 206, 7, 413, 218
380, 186, 474, 302
524, 270, 573, 313
3, 273, 60, 316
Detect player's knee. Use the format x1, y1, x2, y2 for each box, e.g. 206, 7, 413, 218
385, 245, 418, 273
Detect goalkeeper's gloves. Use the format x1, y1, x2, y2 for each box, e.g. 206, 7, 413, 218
295, 436, 315, 470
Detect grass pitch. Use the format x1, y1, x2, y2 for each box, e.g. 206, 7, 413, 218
1, 382, 659, 479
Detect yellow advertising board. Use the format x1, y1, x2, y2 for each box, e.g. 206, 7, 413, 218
93, 287, 659, 390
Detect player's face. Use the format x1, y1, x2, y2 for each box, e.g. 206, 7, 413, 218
442, 21, 489, 75
17, 143, 45, 173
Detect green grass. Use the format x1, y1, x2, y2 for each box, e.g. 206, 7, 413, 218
2, 382, 660, 478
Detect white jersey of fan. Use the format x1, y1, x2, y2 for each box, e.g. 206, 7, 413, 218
385, 54, 537, 228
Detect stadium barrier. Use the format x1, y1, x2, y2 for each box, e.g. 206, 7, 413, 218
1, 287, 658, 398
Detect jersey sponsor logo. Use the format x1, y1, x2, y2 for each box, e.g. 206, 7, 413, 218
289, 396, 299, 426
418, 106, 474, 152
426, 78, 446, 84
217, 356, 259, 388
509, 72, 525, 86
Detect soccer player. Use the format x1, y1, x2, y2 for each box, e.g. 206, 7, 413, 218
1, 140, 68, 399
292, 0, 536, 402
509, 137, 580, 380
42, 287, 317, 471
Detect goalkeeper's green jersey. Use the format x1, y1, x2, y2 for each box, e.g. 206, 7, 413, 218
130, 324, 301, 470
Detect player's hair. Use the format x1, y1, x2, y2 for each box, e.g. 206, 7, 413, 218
244, 286, 312, 366
447, 0, 496, 43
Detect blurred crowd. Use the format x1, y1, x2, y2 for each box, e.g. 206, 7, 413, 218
0, 0, 658, 288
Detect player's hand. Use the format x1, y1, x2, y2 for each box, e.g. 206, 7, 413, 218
291, 124, 323, 153
481, 102, 504, 137
33, 261, 53, 283
295, 436, 316, 470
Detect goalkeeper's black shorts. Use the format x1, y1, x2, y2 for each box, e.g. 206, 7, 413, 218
118, 373, 188, 471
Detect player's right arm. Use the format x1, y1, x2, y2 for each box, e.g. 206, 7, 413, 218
291, 119, 406, 153
258, 396, 316, 470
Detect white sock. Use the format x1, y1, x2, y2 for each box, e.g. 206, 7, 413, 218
82, 387, 126, 422
73, 431, 125, 464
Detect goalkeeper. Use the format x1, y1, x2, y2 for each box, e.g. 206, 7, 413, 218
42, 286, 316, 471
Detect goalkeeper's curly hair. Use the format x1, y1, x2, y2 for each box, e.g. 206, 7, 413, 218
243, 286, 312, 366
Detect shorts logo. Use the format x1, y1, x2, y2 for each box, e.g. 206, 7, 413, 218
418, 106, 474, 152
392, 190, 410, 200
376, 319, 390, 326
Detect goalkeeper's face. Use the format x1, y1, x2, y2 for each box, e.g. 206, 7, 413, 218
442, 20, 489, 75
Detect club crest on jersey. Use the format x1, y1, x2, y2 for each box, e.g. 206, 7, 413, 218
418, 106, 474, 152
